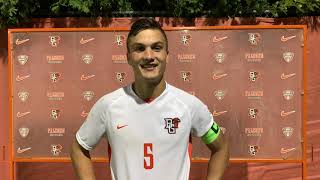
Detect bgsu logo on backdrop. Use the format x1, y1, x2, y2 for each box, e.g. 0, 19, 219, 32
51, 109, 61, 120
248, 108, 258, 119
51, 144, 63, 156
180, 31, 192, 46
116, 72, 126, 83
50, 72, 61, 83
180, 71, 192, 82
115, 35, 126, 46
248, 145, 259, 156
248, 33, 261, 45
49, 36, 61, 47
164, 118, 181, 134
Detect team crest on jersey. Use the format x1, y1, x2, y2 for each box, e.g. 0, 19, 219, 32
116, 72, 126, 82
19, 127, 29, 138
283, 52, 294, 63
51, 109, 61, 120
214, 90, 226, 100
248, 108, 258, 119
18, 91, 29, 102
49, 36, 61, 47
248, 33, 261, 45
51, 144, 63, 156
180, 71, 191, 82
83, 91, 94, 101
282, 127, 293, 137
248, 145, 259, 156
180, 32, 192, 46
164, 118, 181, 134
49, 72, 61, 83
283, 90, 294, 100
115, 35, 126, 46
17, 55, 29, 65
249, 71, 259, 82
82, 54, 93, 64
214, 53, 226, 63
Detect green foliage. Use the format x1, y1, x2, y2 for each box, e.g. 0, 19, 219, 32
1, 0, 320, 28
0, 0, 39, 28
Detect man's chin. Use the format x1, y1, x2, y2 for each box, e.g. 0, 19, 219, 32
140, 75, 163, 84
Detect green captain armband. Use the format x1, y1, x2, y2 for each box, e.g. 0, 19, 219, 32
201, 123, 220, 144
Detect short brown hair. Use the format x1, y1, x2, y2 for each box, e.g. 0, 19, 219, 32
127, 18, 168, 52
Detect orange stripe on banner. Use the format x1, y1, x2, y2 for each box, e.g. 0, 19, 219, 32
302, 25, 308, 180
14, 158, 108, 163
191, 159, 304, 163
8, 29, 14, 180
7, 25, 306, 33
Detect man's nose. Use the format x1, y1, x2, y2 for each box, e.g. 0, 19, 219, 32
144, 48, 154, 59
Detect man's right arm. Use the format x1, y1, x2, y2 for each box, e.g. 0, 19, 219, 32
70, 139, 96, 180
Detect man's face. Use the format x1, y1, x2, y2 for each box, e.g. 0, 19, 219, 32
127, 29, 168, 83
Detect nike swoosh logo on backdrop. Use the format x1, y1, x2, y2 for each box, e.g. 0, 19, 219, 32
17, 147, 32, 154
80, 74, 95, 80
16, 74, 31, 81
17, 111, 31, 118
15, 39, 30, 45
281, 73, 296, 80
281, 35, 296, 42
212, 73, 228, 80
281, 110, 296, 117
212, 110, 228, 117
280, 147, 296, 154
212, 36, 228, 43
80, 37, 95, 44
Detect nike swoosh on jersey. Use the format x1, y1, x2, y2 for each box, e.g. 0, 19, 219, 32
80, 37, 95, 44
212, 110, 228, 116
16, 74, 31, 81
281, 110, 296, 117
15, 38, 30, 45
281, 35, 296, 42
17, 111, 31, 118
280, 147, 296, 154
281, 73, 296, 80
81, 111, 88, 117
80, 74, 95, 80
117, 125, 128, 129
17, 147, 32, 154
212, 73, 228, 80
212, 36, 228, 43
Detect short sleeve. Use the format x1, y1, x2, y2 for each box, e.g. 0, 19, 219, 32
76, 98, 108, 151
191, 98, 214, 137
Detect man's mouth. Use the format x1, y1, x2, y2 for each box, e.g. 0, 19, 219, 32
140, 64, 158, 70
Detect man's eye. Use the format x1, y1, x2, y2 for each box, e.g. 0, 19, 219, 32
135, 46, 145, 51
153, 46, 163, 51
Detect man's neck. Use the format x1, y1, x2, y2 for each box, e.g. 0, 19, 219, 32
132, 79, 166, 101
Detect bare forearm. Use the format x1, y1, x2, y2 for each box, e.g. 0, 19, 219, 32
70, 142, 96, 180
206, 145, 229, 180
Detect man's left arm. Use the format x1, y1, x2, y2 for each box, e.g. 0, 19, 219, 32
204, 129, 230, 180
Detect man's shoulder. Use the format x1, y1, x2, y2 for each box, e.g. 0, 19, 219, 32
97, 86, 130, 106
167, 84, 199, 106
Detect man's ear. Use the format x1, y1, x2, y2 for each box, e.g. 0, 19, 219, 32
126, 53, 132, 65
166, 52, 169, 63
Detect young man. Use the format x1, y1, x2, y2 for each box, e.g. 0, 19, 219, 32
71, 18, 229, 180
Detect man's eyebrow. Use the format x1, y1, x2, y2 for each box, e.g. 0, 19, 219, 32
132, 41, 165, 46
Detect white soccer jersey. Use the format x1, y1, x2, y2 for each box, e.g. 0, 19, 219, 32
76, 83, 215, 180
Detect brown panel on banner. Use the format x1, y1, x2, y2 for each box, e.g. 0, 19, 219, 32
10, 27, 304, 161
